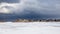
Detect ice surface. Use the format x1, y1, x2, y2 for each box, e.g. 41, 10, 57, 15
0, 22, 60, 34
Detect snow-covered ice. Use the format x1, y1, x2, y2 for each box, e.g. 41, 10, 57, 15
0, 22, 60, 34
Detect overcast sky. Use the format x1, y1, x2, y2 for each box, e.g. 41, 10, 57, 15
0, 0, 60, 20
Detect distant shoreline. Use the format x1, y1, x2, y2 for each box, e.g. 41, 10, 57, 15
0, 19, 60, 22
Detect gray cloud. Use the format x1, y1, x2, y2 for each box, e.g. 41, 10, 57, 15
0, 0, 60, 17
0, 0, 20, 3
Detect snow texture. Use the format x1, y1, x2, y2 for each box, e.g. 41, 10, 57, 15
0, 22, 60, 34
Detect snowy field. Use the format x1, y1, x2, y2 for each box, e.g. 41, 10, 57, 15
0, 22, 60, 34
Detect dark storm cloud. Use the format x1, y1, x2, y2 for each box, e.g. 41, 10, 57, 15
0, 0, 20, 3
1, 0, 60, 21
1, 0, 60, 15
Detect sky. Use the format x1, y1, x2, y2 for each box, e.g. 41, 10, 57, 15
0, 0, 60, 21
0, 0, 20, 3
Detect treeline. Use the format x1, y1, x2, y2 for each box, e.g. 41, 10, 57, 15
0, 19, 60, 22
15, 19, 60, 22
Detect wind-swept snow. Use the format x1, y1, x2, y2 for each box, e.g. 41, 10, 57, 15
0, 22, 60, 34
